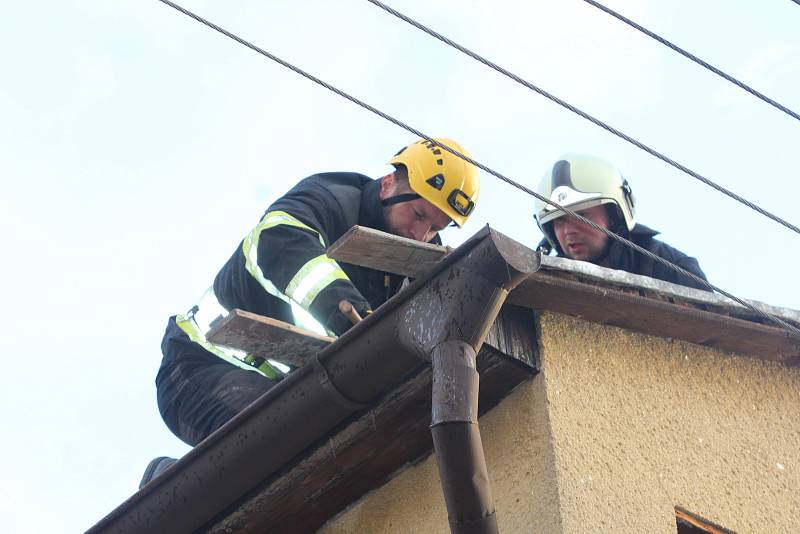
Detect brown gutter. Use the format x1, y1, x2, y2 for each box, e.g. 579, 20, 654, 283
87, 227, 537, 534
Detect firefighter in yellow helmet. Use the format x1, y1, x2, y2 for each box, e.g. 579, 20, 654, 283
141, 138, 479, 486
534, 154, 708, 290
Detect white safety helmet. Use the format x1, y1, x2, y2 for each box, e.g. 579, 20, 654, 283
534, 154, 635, 250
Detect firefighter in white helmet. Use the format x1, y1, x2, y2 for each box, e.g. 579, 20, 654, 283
534, 154, 707, 289
141, 138, 480, 487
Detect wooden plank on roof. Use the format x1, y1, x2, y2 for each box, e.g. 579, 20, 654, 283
330, 226, 800, 327
540, 254, 800, 325
326, 225, 450, 278
205, 305, 537, 534
206, 309, 333, 368
325, 225, 800, 365
204, 303, 539, 374
509, 272, 800, 365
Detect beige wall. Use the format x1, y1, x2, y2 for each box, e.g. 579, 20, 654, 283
322, 312, 800, 533
540, 312, 800, 533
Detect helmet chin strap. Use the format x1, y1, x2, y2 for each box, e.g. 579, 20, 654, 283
381, 193, 421, 207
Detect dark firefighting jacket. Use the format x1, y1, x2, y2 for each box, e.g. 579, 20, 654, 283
581, 223, 708, 290
159, 172, 417, 378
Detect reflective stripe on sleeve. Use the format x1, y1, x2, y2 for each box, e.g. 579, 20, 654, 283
242, 210, 323, 305
285, 254, 349, 310
242, 210, 352, 314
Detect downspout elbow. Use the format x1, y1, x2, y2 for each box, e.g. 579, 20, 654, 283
431, 340, 499, 534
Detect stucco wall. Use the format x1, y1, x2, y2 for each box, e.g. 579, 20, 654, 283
539, 312, 800, 533
321, 312, 800, 533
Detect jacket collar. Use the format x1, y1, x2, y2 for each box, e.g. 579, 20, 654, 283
359, 178, 391, 233
599, 222, 659, 270
630, 223, 659, 239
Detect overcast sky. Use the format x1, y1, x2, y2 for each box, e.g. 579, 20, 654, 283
2, 1, 798, 531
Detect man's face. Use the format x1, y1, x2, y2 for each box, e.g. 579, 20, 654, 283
380, 173, 452, 242
552, 204, 611, 263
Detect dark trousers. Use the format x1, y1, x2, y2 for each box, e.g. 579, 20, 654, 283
156, 317, 280, 446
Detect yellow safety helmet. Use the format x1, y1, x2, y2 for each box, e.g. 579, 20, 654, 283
388, 138, 480, 227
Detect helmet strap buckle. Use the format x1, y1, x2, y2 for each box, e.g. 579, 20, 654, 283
447, 189, 475, 217
621, 179, 635, 209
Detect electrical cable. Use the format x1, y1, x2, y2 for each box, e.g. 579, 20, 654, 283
155, 0, 800, 338
366, 0, 800, 238
582, 0, 800, 123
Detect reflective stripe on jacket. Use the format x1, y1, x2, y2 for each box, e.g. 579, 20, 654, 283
164, 172, 413, 376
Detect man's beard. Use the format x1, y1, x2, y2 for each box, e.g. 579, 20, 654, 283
585, 239, 612, 265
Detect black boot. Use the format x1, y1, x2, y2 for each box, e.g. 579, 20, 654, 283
139, 456, 177, 489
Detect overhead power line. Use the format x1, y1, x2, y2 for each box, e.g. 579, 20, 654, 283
366, 0, 800, 238
155, 0, 800, 339
582, 0, 800, 123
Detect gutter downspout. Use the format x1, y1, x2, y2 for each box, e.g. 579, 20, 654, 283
432, 341, 496, 534
87, 227, 537, 534
395, 228, 535, 534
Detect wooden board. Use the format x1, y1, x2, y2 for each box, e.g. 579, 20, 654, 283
325, 225, 800, 365
484, 304, 539, 369
539, 254, 800, 325
207, 309, 333, 368
205, 304, 538, 374
327, 225, 450, 279
329, 225, 800, 326
509, 272, 800, 365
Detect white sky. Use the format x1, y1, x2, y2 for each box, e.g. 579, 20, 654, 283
1, 1, 798, 531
